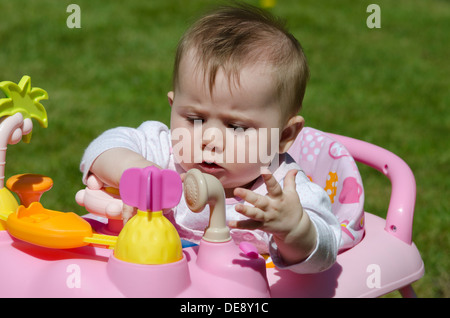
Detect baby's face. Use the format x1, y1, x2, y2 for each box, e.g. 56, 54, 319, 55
170, 53, 285, 197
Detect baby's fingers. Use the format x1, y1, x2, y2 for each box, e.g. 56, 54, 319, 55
284, 169, 299, 191
261, 171, 283, 198
228, 218, 263, 230
122, 203, 136, 225
234, 187, 269, 210
235, 203, 265, 221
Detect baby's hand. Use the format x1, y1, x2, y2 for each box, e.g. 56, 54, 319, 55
85, 173, 137, 225
122, 203, 137, 225
231, 169, 302, 237
230, 169, 316, 264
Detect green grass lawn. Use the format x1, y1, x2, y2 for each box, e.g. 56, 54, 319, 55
1, 0, 448, 297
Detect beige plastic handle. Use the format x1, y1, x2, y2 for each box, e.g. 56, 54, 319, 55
183, 169, 230, 242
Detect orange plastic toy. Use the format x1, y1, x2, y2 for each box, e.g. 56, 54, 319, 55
3, 202, 117, 249
6, 173, 53, 207
6, 202, 92, 248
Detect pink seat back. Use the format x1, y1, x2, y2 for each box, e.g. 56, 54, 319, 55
288, 127, 365, 250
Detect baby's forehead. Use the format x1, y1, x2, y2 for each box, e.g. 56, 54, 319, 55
176, 53, 287, 124
179, 48, 277, 94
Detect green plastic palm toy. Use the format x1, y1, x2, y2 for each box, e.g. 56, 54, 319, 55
0, 75, 48, 143
0, 76, 48, 230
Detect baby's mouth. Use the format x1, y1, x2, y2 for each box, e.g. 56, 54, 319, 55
198, 161, 223, 173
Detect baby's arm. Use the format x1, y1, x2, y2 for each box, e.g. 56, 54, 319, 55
91, 148, 160, 188
90, 148, 160, 223
80, 121, 172, 222
230, 170, 317, 265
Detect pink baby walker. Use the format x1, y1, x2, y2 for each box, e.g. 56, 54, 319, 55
0, 76, 424, 297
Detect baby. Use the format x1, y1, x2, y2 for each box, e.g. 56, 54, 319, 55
81, 4, 341, 273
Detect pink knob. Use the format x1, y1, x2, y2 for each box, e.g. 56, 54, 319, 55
239, 242, 259, 259
119, 166, 182, 211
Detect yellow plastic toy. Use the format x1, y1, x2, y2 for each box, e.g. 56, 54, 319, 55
114, 166, 183, 265
0, 188, 18, 231
260, 0, 276, 9
114, 209, 182, 264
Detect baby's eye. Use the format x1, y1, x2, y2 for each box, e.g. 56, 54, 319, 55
186, 116, 204, 124
228, 123, 250, 132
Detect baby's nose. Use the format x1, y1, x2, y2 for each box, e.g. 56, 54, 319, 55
202, 126, 224, 154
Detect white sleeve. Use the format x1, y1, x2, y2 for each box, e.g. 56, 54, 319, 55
269, 172, 341, 273
80, 121, 171, 184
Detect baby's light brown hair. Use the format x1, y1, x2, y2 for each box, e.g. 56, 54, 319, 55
172, 3, 310, 119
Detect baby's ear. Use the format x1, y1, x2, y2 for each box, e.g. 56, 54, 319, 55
167, 91, 174, 107
279, 116, 304, 153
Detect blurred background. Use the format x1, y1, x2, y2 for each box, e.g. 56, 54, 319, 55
0, 0, 448, 297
